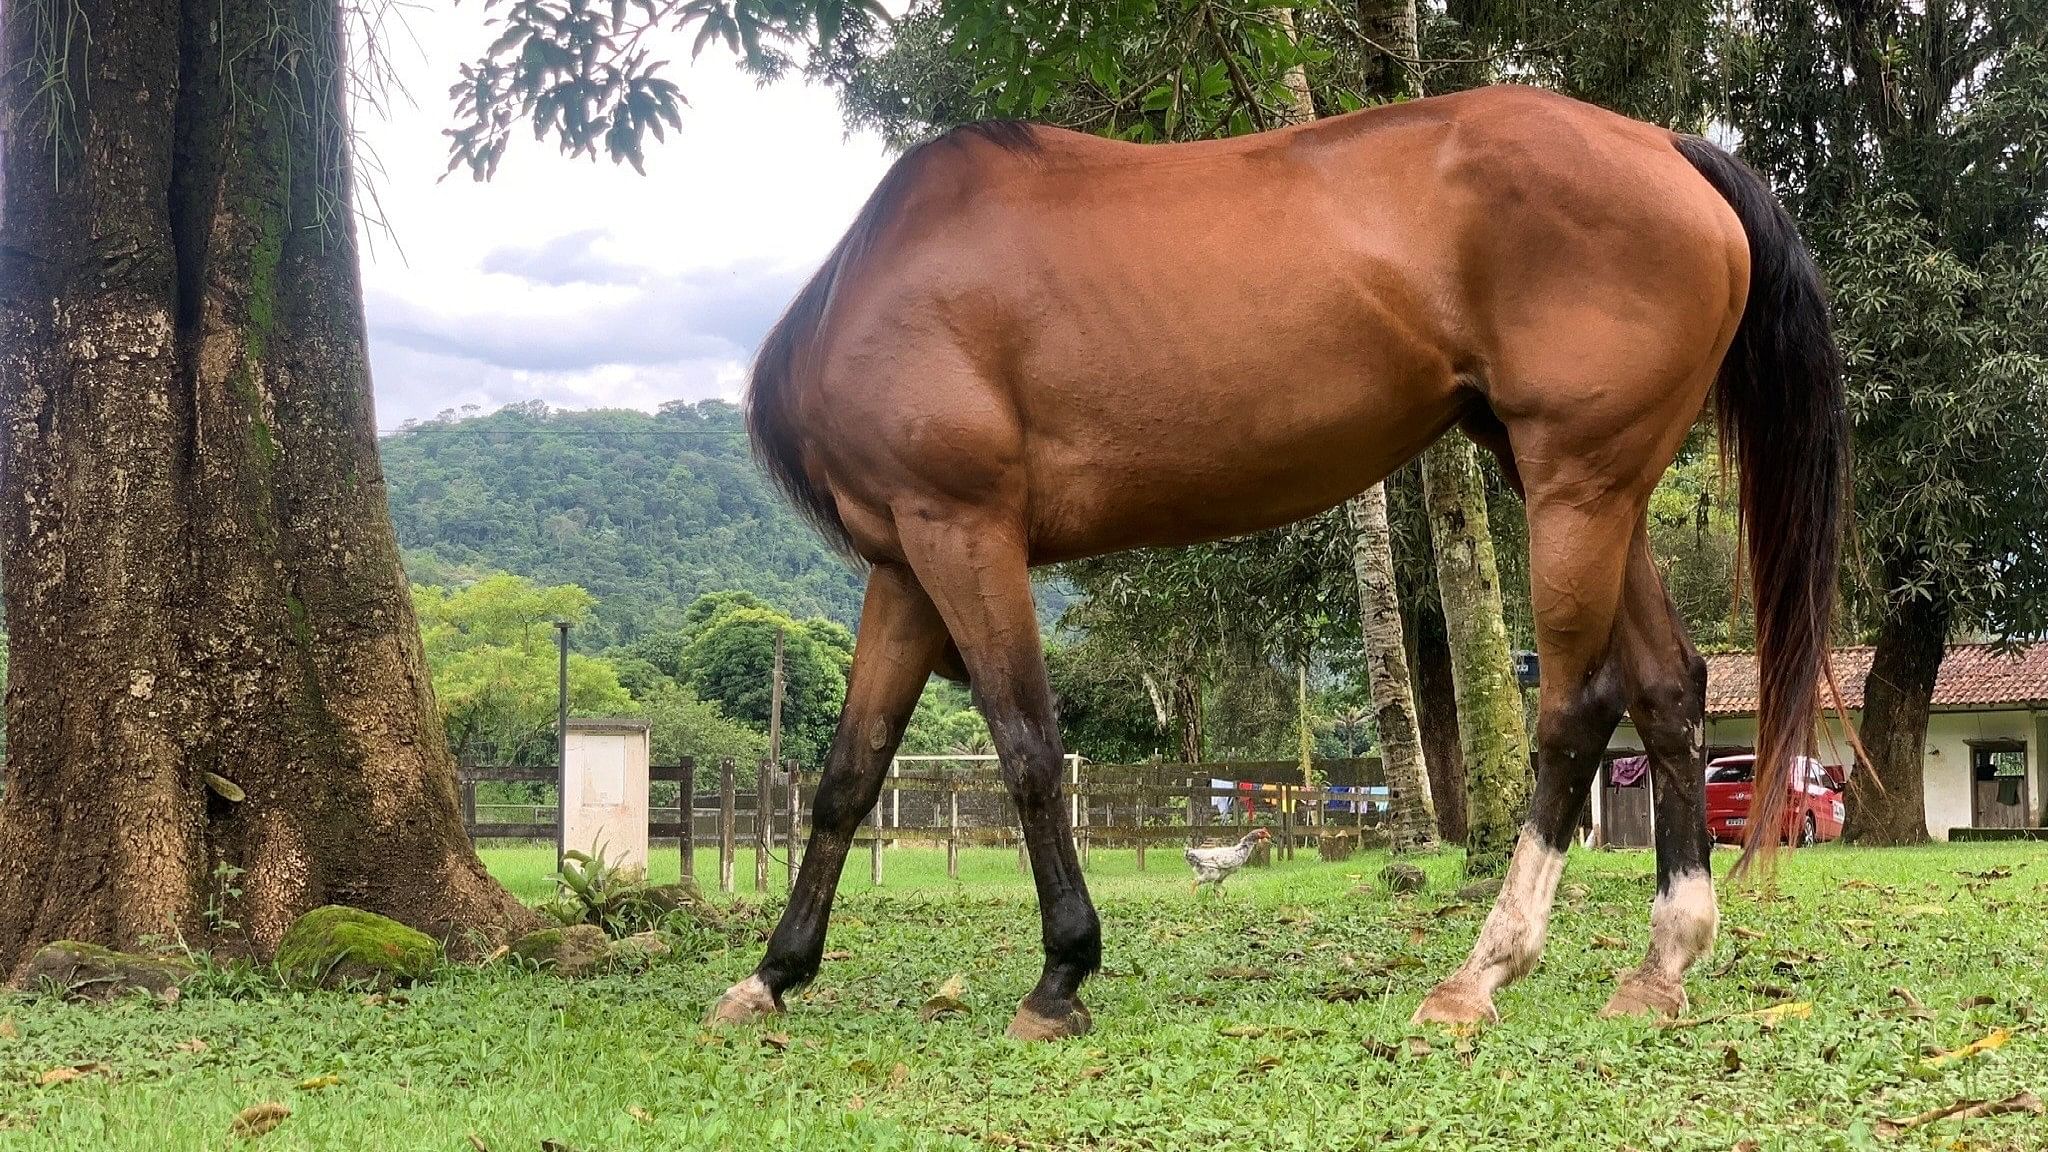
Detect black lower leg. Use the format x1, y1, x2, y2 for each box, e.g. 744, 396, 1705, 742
1528, 656, 1629, 853
752, 721, 895, 996
992, 711, 1100, 1015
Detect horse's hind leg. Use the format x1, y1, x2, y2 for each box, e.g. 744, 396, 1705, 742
1602, 532, 1716, 1018
896, 508, 1100, 1041
708, 563, 946, 1025
1413, 453, 1637, 1026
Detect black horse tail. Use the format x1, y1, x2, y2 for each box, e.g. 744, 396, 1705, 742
1673, 135, 1850, 874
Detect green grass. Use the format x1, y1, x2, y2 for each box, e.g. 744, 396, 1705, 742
4, 842, 2046, 1150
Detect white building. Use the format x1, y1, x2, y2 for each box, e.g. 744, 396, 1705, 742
1600, 642, 2048, 844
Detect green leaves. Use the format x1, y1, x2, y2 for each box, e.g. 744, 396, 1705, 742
448, 0, 890, 178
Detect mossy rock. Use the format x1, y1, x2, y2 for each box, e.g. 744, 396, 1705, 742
508, 924, 611, 977
606, 931, 672, 968
16, 941, 192, 1000
1380, 862, 1428, 894
638, 881, 707, 917
275, 906, 440, 990
1456, 876, 1505, 903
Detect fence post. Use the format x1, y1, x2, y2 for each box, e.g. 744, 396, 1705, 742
754, 759, 770, 893
719, 757, 736, 894
870, 801, 883, 886
890, 760, 900, 829
679, 760, 696, 887
785, 760, 800, 890
460, 771, 476, 835
1280, 785, 1294, 861
947, 778, 960, 880
1017, 824, 1028, 874
1135, 778, 1147, 872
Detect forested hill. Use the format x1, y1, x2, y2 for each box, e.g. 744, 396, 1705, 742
380, 400, 864, 645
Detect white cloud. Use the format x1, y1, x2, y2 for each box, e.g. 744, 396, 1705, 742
356, 4, 893, 428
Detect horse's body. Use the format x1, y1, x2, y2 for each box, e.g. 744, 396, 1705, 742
714, 86, 1846, 1038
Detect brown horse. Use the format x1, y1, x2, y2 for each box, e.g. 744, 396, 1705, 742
709, 85, 1845, 1039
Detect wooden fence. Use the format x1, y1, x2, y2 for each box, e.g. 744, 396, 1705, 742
460, 755, 1388, 893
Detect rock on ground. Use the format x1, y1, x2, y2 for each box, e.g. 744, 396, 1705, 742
275, 906, 440, 990
508, 924, 612, 977
15, 941, 193, 1000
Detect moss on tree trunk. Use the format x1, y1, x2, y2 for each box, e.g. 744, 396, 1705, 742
1421, 439, 1531, 877
0, 0, 536, 976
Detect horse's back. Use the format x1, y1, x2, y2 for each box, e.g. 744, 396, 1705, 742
789, 87, 1747, 564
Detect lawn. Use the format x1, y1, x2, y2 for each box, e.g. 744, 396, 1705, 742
2, 841, 2045, 1150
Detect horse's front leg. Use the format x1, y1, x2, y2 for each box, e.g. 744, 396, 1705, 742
707, 565, 944, 1025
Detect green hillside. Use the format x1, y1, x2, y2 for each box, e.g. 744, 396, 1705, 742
381, 400, 864, 646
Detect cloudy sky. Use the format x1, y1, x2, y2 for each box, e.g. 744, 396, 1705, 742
358, 4, 894, 429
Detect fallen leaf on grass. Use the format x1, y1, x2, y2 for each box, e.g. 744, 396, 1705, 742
1728, 925, 1767, 940
1901, 904, 1949, 917
1219, 1025, 1267, 1038
761, 1032, 791, 1050
1079, 1065, 1107, 1080
1918, 1029, 2009, 1072
628, 1106, 653, 1123
0, 1018, 16, 1041
1890, 987, 1936, 1020
1956, 994, 1997, 1010
1875, 1091, 2044, 1137
176, 1038, 208, 1054
1591, 934, 1627, 950
1361, 1038, 1400, 1061
919, 974, 970, 1021
822, 950, 852, 962
229, 1101, 290, 1139
889, 1063, 909, 1089
37, 1063, 109, 1086
295, 1074, 341, 1091
541, 1141, 588, 1152
1208, 966, 1275, 981
465, 1134, 491, 1152
1749, 1001, 1813, 1026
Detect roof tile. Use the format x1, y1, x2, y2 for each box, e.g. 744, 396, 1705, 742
1702, 642, 2048, 718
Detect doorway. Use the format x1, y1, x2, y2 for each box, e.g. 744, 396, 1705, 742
1970, 741, 2032, 829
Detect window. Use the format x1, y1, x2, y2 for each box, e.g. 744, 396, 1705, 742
1972, 742, 2027, 781
1707, 761, 1754, 784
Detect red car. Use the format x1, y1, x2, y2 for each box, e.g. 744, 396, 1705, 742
1705, 754, 1847, 847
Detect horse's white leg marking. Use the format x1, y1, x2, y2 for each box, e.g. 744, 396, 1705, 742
705, 973, 781, 1026
1413, 827, 1566, 1024
1603, 869, 1717, 1018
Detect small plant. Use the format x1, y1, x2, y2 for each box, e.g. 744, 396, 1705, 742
547, 846, 659, 937
205, 861, 246, 934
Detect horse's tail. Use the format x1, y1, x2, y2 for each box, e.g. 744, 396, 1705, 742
746, 243, 861, 562
1673, 135, 1850, 874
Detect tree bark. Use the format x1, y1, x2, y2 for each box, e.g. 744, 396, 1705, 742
0, 0, 535, 975
1842, 572, 1948, 845
1409, 599, 1469, 843
1422, 439, 1532, 876
1348, 490, 1436, 851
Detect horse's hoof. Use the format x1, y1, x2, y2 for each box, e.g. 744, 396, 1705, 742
705, 974, 782, 1027
1006, 998, 1092, 1041
1411, 979, 1499, 1026
1600, 975, 1687, 1020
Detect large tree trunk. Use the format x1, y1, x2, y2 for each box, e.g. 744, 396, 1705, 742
1422, 439, 1532, 876
0, 0, 535, 975
1842, 571, 1948, 845
1348, 490, 1436, 851
1408, 589, 1469, 843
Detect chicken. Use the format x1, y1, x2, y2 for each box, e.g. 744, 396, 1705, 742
1186, 827, 1271, 894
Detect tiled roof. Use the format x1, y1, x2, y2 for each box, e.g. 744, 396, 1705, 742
1702, 642, 2048, 719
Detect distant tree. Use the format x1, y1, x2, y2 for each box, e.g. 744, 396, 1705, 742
677, 602, 849, 765
642, 682, 769, 767
413, 575, 638, 764
901, 682, 996, 756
